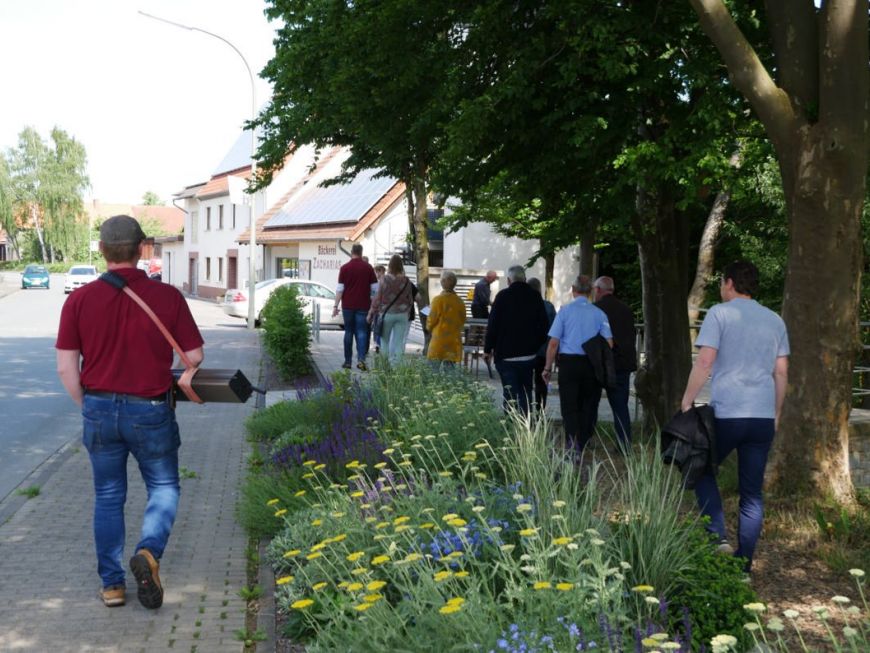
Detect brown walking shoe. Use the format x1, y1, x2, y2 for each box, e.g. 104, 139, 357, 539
101, 584, 126, 607
129, 548, 163, 609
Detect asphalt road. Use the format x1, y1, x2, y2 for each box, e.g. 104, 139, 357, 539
0, 270, 259, 504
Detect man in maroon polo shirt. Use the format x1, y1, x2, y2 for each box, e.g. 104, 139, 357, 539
332, 243, 377, 370
56, 215, 204, 609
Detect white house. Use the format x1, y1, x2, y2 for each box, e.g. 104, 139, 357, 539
165, 130, 581, 308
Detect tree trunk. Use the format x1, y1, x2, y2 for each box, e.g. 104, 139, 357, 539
544, 251, 555, 302
578, 219, 598, 277
768, 126, 864, 501
632, 184, 693, 432
31, 204, 47, 263
687, 189, 729, 325
406, 178, 432, 354
687, 149, 740, 325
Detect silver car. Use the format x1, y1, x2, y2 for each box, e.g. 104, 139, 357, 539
64, 265, 99, 294
222, 278, 344, 327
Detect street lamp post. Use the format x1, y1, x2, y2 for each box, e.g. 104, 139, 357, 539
139, 10, 259, 330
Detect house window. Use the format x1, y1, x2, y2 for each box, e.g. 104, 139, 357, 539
219, 205, 224, 230
190, 211, 199, 245
218, 257, 223, 282
206, 257, 211, 281
206, 207, 212, 230
232, 204, 236, 229
277, 257, 300, 278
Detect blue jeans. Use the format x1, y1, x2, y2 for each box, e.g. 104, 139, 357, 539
82, 394, 181, 589
381, 312, 411, 364
593, 370, 632, 448
342, 309, 370, 365
694, 417, 775, 571
495, 358, 535, 416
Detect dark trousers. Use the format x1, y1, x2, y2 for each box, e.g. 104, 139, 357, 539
494, 358, 535, 416
593, 370, 632, 448
342, 309, 370, 364
533, 355, 548, 410
471, 304, 489, 319
557, 354, 601, 453
694, 418, 775, 571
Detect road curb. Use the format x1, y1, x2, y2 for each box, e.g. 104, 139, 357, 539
0, 435, 79, 526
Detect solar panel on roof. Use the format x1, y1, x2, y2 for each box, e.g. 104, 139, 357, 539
265, 169, 396, 228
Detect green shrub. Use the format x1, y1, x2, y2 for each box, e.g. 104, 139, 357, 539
237, 467, 310, 540
261, 284, 311, 379
667, 524, 758, 651
245, 390, 342, 444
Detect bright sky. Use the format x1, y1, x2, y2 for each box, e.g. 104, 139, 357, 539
0, 0, 278, 206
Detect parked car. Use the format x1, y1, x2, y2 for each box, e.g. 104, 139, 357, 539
21, 264, 50, 290
64, 265, 99, 294
222, 278, 344, 327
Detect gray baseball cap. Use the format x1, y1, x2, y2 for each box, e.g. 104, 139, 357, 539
100, 215, 146, 245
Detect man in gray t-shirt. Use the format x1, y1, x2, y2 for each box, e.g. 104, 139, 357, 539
680, 261, 789, 574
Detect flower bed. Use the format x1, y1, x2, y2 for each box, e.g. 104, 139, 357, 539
243, 361, 868, 652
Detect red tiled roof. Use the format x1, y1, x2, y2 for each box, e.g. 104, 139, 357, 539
196, 169, 252, 200
131, 206, 185, 235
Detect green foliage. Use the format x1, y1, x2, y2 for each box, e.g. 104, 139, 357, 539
237, 467, 309, 540
15, 485, 40, 499
260, 285, 312, 380
813, 499, 870, 573
667, 524, 758, 651
141, 191, 163, 206
245, 391, 341, 444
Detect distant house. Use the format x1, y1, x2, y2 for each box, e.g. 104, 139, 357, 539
167, 127, 581, 307
0, 229, 16, 261
85, 201, 184, 236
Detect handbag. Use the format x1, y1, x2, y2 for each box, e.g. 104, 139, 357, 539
373, 278, 409, 336
99, 272, 260, 404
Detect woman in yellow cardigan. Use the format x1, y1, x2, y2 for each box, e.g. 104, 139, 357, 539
426, 270, 466, 365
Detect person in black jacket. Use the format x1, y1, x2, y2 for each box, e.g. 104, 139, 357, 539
593, 276, 637, 450
484, 266, 549, 415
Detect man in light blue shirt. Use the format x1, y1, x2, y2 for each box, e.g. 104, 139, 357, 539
680, 260, 789, 574
543, 275, 612, 454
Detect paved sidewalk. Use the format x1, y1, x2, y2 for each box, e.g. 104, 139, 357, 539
0, 319, 260, 653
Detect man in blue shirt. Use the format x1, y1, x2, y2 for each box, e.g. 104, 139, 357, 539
680, 260, 789, 573
543, 275, 612, 454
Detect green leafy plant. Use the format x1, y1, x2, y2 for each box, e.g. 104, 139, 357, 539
15, 485, 40, 499
260, 284, 312, 379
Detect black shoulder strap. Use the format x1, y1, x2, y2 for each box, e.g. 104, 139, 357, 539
100, 271, 127, 290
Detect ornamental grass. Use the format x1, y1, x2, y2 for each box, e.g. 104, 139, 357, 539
247, 360, 868, 652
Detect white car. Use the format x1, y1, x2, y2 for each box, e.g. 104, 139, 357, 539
64, 265, 99, 294
222, 278, 344, 327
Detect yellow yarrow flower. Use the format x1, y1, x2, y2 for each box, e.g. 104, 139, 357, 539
310, 542, 327, 552
552, 536, 573, 546
375, 521, 389, 530
439, 604, 462, 614
266, 498, 280, 506
533, 581, 552, 590
303, 460, 317, 466
311, 519, 322, 526
346, 551, 365, 562
455, 570, 470, 578
394, 525, 412, 534
345, 460, 360, 469
402, 553, 423, 563
441, 513, 459, 522
371, 555, 390, 566
302, 472, 315, 479
350, 567, 369, 576
312, 582, 328, 591
447, 518, 468, 528
366, 580, 387, 591
516, 503, 533, 513
519, 528, 538, 537
331, 533, 347, 542
350, 491, 365, 498
283, 549, 301, 558
434, 570, 453, 582
276, 576, 294, 585
556, 582, 574, 591
274, 509, 287, 518
291, 599, 314, 610
632, 585, 655, 594
306, 552, 323, 561
420, 522, 436, 529
353, 602, 374, 612
363, 593, 384, 603
393, 516, 411, 525
294, 490, 306, 497
383, 448, 395, 455
346, 582, 364, 591
314, 463, 326, 471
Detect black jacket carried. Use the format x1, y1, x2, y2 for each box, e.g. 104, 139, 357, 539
581, 334, 617, 389
661, 405, 717, 489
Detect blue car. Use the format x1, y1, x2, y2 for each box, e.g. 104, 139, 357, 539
21, 264, 50, 290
